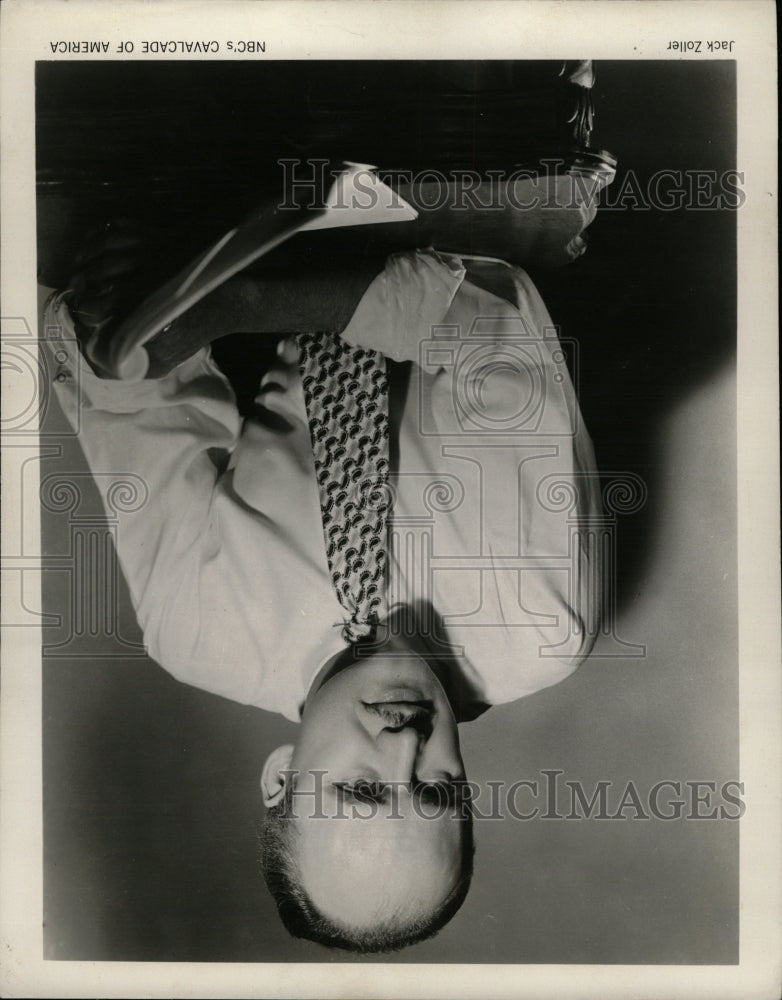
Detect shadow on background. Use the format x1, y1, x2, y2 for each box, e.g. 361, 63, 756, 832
530, 61, 737, 613
40, 60, 737, 963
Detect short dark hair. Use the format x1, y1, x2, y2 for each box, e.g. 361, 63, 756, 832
260, 784, 475, 953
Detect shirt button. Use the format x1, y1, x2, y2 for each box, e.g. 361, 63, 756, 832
55, 370, 70, 383
276, 336, 299, 363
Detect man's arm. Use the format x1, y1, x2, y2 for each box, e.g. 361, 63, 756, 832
45, 288, 332, 712
43, 248, 388, 710
332, 249, 601, 702
129, 263, 384, 377
429, 263, 602, 701
43, 289, 241, 623
68, 221, 385, 378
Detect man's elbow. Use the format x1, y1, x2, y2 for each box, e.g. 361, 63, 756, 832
535, 604, 599, 672
479, 613, 597, 707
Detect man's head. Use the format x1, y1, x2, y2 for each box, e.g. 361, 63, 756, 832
260, 637, 474, 952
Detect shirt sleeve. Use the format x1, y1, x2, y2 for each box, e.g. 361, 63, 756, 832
338, 249, 467, 361
341, 255, 602, 706
427, 266, 603, 703
41, 290, 252, 687
43, 290, 351, 717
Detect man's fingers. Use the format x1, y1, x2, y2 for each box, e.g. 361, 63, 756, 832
70, 257, 141, 296
276, 335, 300, 364
73, 288, 116, 323
69, 220, 162, 357
75, 232, 149, 267
76, 219, 160, 267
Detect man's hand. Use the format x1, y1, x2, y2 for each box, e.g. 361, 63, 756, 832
67, 219, 242, 379
67, 220, 192, 378
68, 219, 385, 379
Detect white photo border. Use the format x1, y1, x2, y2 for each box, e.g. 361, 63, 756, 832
1, 1, 779, 997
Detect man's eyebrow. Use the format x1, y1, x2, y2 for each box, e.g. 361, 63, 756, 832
331, 781, 389, 804
330, 780, 465, 810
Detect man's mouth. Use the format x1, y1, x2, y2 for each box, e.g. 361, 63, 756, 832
371, 685, 430, 703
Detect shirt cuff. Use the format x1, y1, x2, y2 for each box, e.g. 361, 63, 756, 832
339, 249, 466, 363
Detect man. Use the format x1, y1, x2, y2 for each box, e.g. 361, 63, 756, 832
43, 228, 600, 952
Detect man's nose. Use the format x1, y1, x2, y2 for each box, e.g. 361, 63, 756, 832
375, 727, 420, 782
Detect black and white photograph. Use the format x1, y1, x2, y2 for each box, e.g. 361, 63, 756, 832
1, 2, 779, 997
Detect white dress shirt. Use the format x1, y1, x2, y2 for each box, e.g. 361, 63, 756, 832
43, 250, 601, 722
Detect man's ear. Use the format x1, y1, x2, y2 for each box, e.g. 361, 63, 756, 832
260, 744, 295, 808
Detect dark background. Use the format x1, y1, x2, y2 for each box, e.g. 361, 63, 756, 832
39, 60, 737, 963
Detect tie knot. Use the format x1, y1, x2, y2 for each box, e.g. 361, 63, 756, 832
341, 616, 376, 645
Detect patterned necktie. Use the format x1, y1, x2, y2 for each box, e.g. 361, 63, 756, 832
297, 332, 391, 644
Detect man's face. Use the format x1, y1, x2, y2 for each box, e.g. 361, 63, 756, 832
284, 645, 468, 927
